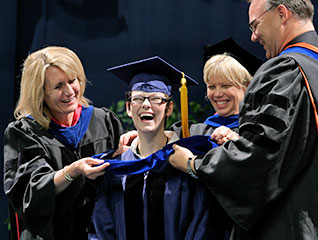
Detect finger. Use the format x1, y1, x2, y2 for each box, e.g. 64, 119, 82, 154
214, 135, 222, 141
221, 137, 229, 144
112, 147, 122, 157
92, 162, 110, 172
172, 144, 185, 151
217, 139, 223, 145
119, 135, 124, 145
214, 130, 226, 140
112, 150, 120, 158
113, 145, 129, 157
121, 135, 128, 145
98, 161, 110, 167
172, 144, 178, 150
86, 158, 109, 167
211, 133, 216, 140
211, 130, 219, 139
83, 157, 104, 165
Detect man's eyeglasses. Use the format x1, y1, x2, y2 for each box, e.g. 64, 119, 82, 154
248, 6, 274, 33
129, 95, 169, 104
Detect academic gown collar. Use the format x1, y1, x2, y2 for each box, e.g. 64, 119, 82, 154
203, 113, 239, 129
285, 31, 318, 48
49, 105, 93, 149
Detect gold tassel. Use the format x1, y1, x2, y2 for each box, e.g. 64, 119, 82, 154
180, 72, 190, 138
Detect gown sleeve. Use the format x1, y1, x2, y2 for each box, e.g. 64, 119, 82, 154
194, 55, 317, 231
3, 119, 56, 237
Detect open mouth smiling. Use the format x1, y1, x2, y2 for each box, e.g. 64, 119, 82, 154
139, 113, 154, 121
61, 97, 75, 103
215, 100, 229, 106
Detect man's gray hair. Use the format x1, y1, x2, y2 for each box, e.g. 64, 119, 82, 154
248, 0, 314, 20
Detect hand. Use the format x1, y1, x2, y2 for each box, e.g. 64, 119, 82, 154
114, 130, 138, 157
168, 144, 194, 173
69, 157, 109, 180
54, 157, 109, 194
211, 126, 239, 145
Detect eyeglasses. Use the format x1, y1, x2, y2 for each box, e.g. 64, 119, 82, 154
129, 95, 169, 104
248, 6, 274, 33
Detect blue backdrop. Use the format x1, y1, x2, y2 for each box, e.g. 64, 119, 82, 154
1, 0, 317, 239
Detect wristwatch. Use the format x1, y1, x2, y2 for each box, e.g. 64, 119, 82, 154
187, 156, 198, 179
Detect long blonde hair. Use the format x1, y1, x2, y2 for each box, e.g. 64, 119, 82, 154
14, 46, 90, 129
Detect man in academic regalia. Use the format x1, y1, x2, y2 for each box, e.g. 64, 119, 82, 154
169, 0, 318, 239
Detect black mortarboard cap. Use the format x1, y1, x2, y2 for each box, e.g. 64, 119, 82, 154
204, 38, 263, 75
107, 56, 198, 96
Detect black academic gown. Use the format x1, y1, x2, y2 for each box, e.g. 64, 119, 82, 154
93, 145, 231, 240
3, 107, 123, 240
195, 31, 318, 240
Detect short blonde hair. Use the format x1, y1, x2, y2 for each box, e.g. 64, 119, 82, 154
14, 46, 90, 129
203, 53, 252, 89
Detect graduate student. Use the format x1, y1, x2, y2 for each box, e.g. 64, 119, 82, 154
3, 46, 123, 240
92, 56, 232, 240
169, 0, 318, 239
